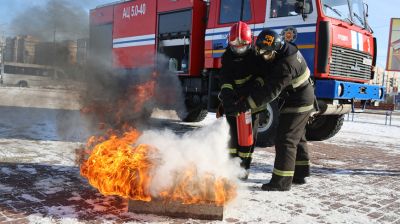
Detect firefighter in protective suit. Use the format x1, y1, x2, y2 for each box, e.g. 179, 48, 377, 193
218, 21, 265, 180
254, 29, 315, 191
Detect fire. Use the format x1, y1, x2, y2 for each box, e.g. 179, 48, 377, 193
81, 129, 237, 206
159, 164, 237, 205
80, 72, 236, 206
80, 128, 156, 201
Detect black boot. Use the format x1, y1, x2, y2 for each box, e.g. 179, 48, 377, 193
292, 177, 306, 185
239, 169, 249, 181
261, 183, 291, 191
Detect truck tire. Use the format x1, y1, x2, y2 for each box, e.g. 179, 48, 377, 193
139, 107, 153, 121
18, 81, 28, 88
182, 107, 208, 122
256, 101, 279, 147
306, 114, 345, 141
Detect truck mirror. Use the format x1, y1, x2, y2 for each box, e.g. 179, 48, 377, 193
295, 0, 311, 20
294, 1, 303, 14
295, 0, 311, 14
364, 3, 369, 17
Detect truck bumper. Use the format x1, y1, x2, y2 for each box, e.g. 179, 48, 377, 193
315, 80, 385, 101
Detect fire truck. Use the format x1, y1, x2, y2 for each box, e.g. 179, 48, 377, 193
89, 0, 384, 146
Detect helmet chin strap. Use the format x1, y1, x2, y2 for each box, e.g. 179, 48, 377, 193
262, 51, 276, 61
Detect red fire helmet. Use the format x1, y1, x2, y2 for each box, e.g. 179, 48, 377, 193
228, 21, 252, 55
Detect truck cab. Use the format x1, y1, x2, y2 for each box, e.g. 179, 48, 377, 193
89, 0, 384, 144
205, 0, 383, 143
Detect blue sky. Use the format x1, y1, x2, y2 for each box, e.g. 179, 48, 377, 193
0, 0, 398, 68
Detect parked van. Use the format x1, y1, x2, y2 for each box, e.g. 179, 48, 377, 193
0, 62, 66, 88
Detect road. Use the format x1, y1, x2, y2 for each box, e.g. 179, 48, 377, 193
0, 87, 400, 223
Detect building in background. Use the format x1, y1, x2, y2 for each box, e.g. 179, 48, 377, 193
77, 38, 88, 66
386, 18, 400, 72
35, 40, 77, 66
386, 71, 399, 93
4, 35, 38, 64
372, 67, 385, 86
372, 66, 399, 106
3, 35, 82, 67
63, 40, 77, 65
0, 34, 89, 81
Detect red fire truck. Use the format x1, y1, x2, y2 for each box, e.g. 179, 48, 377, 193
89, 0, 384, 146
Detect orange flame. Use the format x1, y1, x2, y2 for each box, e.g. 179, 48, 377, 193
80, 72, 236, 205
81, 129, 237, 206
80, 129, 156, 201
159, 164, 237, 206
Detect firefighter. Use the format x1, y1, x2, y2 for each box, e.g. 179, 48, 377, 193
218, 21, 265, 180
254, 28, 315, 191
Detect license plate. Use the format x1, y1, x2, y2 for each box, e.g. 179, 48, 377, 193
363, 58, 372, 66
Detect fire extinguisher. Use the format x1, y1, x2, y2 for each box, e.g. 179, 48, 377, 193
236, 110, 253, 147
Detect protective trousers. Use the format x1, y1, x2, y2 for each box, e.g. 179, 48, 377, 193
270, 111, 311, 189
226, 113, 259, 169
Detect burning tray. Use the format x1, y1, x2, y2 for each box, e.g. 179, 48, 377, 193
128, 199, 223, 221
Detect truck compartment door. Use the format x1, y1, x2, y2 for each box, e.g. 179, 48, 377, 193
112, 0, 157, 69
205, 0, 266, 67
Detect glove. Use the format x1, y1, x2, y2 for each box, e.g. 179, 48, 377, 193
241, 77, 264, 106
219, 88, 238, 116
219, 88, 238, 106
224, 98, 249, 116
249, 84, 266, 107
235, 99, 250, 113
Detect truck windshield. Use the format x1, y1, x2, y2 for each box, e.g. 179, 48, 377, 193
350, 0, 366, 27
322, 0, 366, 28
219, 0, 251, 24
321, 0, 351, 22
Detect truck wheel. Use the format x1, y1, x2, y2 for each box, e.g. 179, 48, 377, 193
181, 107, 208, 122
306, 114, 345, 141
256, 101, 279, 147
139, 107, 153, 121
18, 81, 28, 88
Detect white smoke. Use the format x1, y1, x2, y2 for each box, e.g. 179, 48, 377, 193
137, 118, 244, 196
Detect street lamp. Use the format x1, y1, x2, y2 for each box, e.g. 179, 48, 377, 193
0, 23, 6, 79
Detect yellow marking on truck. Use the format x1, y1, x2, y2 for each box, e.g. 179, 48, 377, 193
205, 45, 314, 55
205, 49, 226, 54
297, 44, 315, 49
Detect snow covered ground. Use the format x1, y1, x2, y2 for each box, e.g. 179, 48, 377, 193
1, 104, 400, 223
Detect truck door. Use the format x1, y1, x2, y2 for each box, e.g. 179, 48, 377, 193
112, 0, 157, 69
89, 6, 114, 68
157, 9, 192, 73
264, 0, 318, 70
205, 0, 266, 68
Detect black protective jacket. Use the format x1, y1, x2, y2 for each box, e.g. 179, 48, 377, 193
258, 43, 315, 113
219, 47, 265, 113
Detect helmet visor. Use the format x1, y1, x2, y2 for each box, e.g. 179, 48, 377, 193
229, 38, 250, 47
230, 45, 250, 55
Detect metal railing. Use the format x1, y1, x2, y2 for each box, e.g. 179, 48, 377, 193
346, 110, 398, 126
